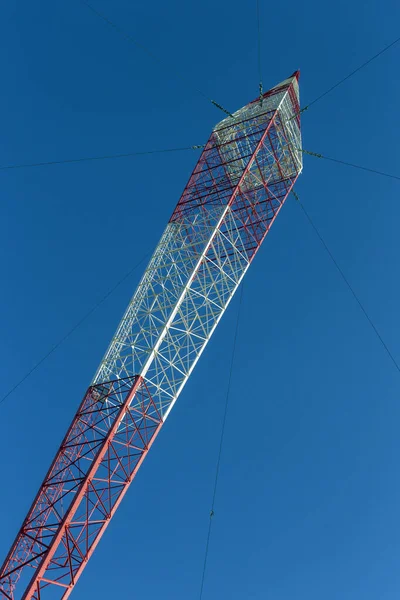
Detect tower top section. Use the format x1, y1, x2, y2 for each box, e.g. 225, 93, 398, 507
213, 71, 301, 134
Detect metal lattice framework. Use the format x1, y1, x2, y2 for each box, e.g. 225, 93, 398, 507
0, 72, 302, 600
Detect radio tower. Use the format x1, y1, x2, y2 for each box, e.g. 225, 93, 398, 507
0, 72, 302, 600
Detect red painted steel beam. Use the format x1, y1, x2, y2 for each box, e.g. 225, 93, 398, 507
0, 377, 163, 599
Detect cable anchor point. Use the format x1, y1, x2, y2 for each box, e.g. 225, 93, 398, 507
211, 100, 234, 119
301, 149, 323, 159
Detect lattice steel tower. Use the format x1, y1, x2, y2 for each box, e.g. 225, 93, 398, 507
0, 72, 302, 600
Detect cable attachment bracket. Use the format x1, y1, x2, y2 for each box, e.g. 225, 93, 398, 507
301, 149, 323, 159
211, 100, 234, 118
287, 105, 309, 122
259, 82, 263, 106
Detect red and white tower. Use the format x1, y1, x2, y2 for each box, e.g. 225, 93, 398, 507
0, 72, 302, 600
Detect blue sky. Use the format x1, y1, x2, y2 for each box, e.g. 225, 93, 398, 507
1, 1, 400, 598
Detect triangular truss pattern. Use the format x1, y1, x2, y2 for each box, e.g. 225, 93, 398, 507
0, 72, 302, 600
0, 378, 162, 599
93, 72, 302, 418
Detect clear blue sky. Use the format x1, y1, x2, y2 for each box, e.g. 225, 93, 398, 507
1, 1, 400, 598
